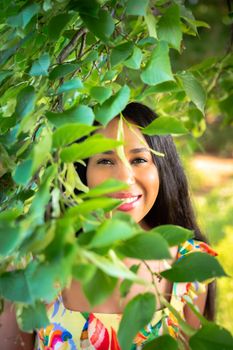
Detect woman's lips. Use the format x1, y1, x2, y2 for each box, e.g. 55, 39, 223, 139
110, 193, 142, 212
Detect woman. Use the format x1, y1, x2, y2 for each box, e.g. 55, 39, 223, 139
0, 102, 216, 350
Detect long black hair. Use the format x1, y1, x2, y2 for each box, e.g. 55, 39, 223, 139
76, 102, 215, 321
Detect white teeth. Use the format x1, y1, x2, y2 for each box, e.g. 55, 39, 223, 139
121, 197, 138, 204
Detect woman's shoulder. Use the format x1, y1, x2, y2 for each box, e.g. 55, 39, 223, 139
178, 238, 218, 259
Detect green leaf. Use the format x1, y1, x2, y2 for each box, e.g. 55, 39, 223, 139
72, 263, 97, 283
7, 4, 40, 29
144, 12, 157, 39
82, 249, 145, 283
83, 269, 117, 306
31, 130, 52, 173
29, 53, 50, 76
143, 335, 178, 350
0, 223, 24, 257
157, 4, 182, 51
118, 293, 155, 350
189, 323, 233, 350
15, 86, 36, 120
74, 0, 100, 17
57, 78, 83, 94
153, 225, 194, 246
49, 64, 79, 80
13, 159, 33, 186
28, 165, 56, 224
117, 232, 171, 260
79, 178, 128, 199
43, 0, 53, 11
0, 116, 16, 134
0, 259, 62, 303
77, 231, 97, 246
60, 134, 121, 162
81, 9, 114, 40
38, 259, 65, 299
48, 13, 74, 41
16, 302, 50, 332
13, 131, 52, 186
136, 81, 179, 100
101, 70, 118, 82
124, 47, 142, 70
52, 123, 96, 148
142, 116, 188, 135
0, 144, 15, 176
110, 42, 134, 67
89, 219, 135, 248
82, 50, 99, 63
179, 72, 206, 114
46, 105, 95, 127
0, 32, 34, 65
120, 264, 140, 298
0, 208, 22, 221
137, 36, 157, 47
0, 70, 13, 84
125, 0, 150, 16
90, 86, 112, 104
140, 41, 174, 86
65, 163, 89, 194
0, 270, 33, 303
95, 85, 130, 125
21, 222, 56, 254
161, 252, 227, 282
66, 198, 121, 217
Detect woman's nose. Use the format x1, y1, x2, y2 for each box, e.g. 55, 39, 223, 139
115, 162, 135, 185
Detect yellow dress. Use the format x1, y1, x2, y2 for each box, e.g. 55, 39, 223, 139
35, 239, 217, 350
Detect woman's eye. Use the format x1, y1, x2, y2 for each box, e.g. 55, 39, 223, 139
132, 158, 147, 164
97, 159, 114, 165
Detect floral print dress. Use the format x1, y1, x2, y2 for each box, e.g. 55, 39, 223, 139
35, 239, 217, 350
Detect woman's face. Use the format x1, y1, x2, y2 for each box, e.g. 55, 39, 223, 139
86, 117, 160, 226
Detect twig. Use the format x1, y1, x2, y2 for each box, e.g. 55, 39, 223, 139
82, 61, 96, 81
32, 116, 44, 142
71, 32, 87, 78
142, 260, 162, 303
77, 32, 86, 59
78, 40, 101, 60
57, 28, 87, 63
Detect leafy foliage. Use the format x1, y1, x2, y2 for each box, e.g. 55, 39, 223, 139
118, 293, 156, 350
0, 0, 232, 349
161, 252, 227, 282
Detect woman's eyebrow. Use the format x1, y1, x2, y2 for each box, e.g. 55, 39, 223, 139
129, 147, 150, 154
101, 150, 114, 155
101, 148, 150, 155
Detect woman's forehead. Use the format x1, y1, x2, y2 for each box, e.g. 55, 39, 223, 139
96, 117, 146, 145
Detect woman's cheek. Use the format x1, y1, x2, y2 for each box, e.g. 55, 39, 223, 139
87, 166, 111, 188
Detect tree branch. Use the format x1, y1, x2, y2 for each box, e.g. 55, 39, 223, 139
77, 32, 86, 59
57, 28, 87, 63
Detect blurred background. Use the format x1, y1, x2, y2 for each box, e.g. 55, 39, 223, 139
177, 0, 233, 333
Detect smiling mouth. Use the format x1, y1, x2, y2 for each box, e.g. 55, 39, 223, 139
113, 195, 142, 211
120, 196, 140, 204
